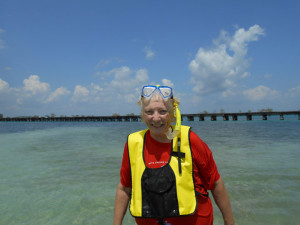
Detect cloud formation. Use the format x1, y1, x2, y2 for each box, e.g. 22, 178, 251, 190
57, 66, 150, 107
0, 78, 9, 91
243, 85, 279, 101
143, 46, 155, 59
288, 85, 300, 97
0, 75, 69, 110
101, 66, 149, 103
72, 85, 89, 102
162, 79, 174, 87
23, 75, 50, 96
189, 25, 265, 95
0, 66, 152, 116
46, 87, 71, 103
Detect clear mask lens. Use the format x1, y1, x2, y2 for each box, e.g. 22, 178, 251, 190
142, 86, 157, 97
142, 85, 172, 98
159, 87, 172, 98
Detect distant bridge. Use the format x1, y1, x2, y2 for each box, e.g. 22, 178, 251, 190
181, 111, 300, 121
1, 111, 299, 122
0, 115, 140, 122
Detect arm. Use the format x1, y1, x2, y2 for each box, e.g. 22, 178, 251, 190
211, 177, 235, 225
113, 181, 131, 225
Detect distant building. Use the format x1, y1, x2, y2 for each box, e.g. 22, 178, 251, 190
0, 114, 3, 118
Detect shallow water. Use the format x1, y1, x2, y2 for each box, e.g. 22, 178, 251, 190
0, 120, 299, 225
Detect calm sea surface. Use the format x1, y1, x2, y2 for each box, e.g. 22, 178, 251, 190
1, 119, 299, 225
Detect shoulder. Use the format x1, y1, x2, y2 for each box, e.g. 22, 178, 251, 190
189, 130, 213, 160
128, 129, 148, 142
189, 130, 207, 147
128, 129, 148, 137
180, 126, 209, 152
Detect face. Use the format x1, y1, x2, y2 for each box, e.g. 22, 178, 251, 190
142, 98, 172, 140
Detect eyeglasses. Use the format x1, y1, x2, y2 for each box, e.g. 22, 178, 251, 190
141, 85, 173, 99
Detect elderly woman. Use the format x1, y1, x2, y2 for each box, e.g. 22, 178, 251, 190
114, 85, 234, 225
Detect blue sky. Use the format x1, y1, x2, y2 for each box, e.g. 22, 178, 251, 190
1, 0, 299, 117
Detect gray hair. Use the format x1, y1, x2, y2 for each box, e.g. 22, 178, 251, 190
137, 91, 180, 123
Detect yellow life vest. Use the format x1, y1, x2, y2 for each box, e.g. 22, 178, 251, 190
127, 125, 197, 218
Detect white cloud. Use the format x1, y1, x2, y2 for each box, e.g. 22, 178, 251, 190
72, 85, 89, 102
70, 66, 149, 105
23, 75, 50, 95
91, 83, 103, 93
243, 85, 279, 101
1, 70, 149, 116
1, 75, 58, 115
90, 83, 103, 101
189, 24, 265, 95
162, 79, 174, 87
143, 46, 155, 59
222, 89, 235, 97
94, 66, 149, 104
230, 25, 265, 55
94, 58, 125, 79
104, 66, 149, 94
113, 66, 132, 80
288, 85, 300, 97
108, 67, 135, 94
135, 69, 148, 83
45, 87, 71, 103
0, 78, 9, 91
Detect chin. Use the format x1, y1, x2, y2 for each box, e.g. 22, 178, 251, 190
150, 126, 167, 134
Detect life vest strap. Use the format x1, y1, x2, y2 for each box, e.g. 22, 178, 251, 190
196, 191, 209, 198
171, 138, 185, 174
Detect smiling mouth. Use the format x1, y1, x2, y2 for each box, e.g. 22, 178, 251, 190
152, 124, 164, 128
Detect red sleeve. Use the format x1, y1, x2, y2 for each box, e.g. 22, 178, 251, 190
190, 131, 220, 191
120, 142, 132, 188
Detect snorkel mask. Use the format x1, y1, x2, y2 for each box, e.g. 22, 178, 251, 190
141, 85, 181, 139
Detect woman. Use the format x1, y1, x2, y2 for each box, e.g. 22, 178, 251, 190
114, 85, 234, 225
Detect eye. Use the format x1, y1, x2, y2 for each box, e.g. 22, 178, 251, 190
145, 110, 153, 115
159, 110, 168, 115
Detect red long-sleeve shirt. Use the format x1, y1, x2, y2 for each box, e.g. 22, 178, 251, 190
120, 130, 220, 225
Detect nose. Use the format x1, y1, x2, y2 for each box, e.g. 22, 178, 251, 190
152, 111, 161, 122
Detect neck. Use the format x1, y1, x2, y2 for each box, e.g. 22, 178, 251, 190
149, 131, 171, 143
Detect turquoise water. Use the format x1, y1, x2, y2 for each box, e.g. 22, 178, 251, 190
0, 120, 299, 225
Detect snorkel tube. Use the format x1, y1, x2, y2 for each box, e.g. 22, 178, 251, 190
174, 102, 181, 133
166, 101, 181, 140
